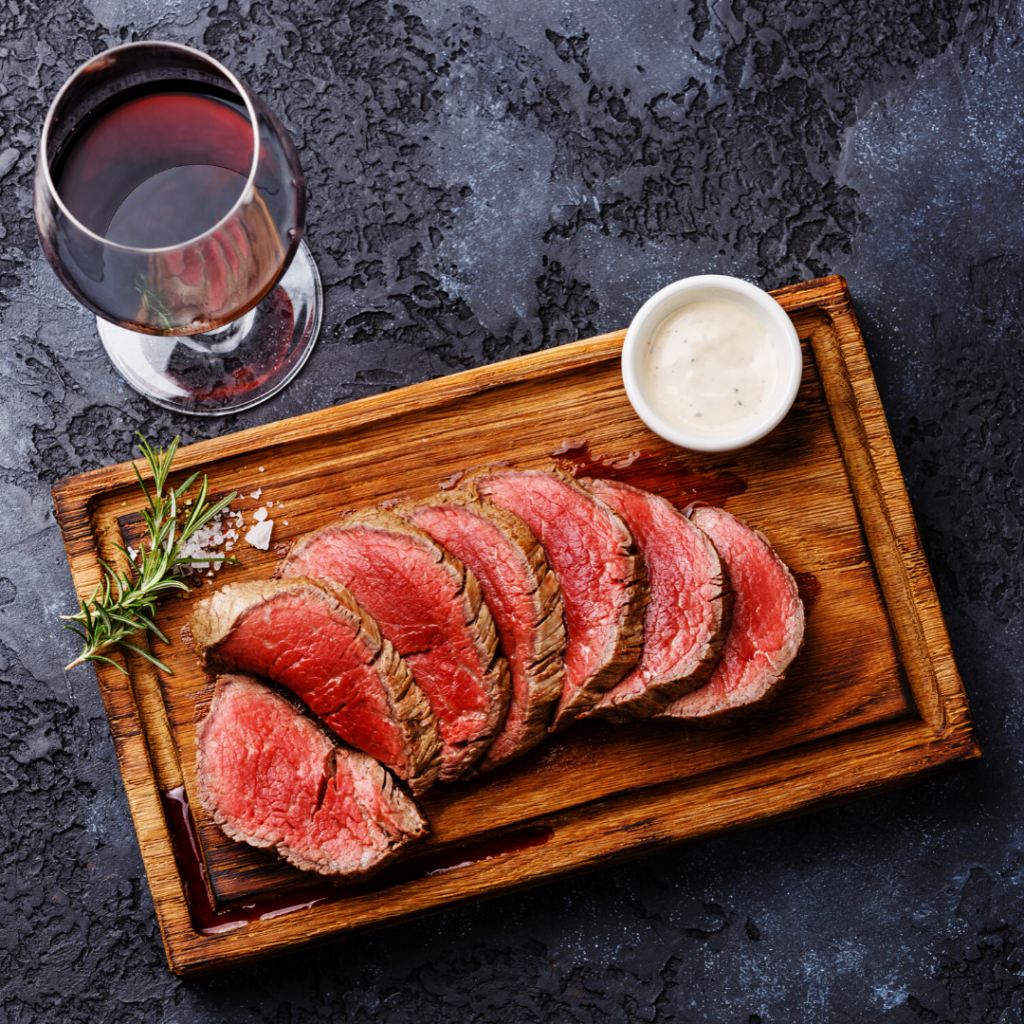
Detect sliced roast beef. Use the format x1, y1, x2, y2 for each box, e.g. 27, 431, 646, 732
581, 479, 730, 723
471, 469, 647, 730
402, 493, 565, 771
196, 675, 428, 879
277, 509, 510, 783
657, 506, 804, 726
189, 577, 441, 795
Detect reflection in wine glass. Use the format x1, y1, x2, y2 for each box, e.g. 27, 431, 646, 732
34, 42, 321, 415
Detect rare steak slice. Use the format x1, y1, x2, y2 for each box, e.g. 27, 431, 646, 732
402, 493, 565, 771
472, 469, 647, 729
189, 578, 441, 795
196, 675, 428, 879
581, 479, 730, 723
278, 509, 510, 783
657, 506, 804, 726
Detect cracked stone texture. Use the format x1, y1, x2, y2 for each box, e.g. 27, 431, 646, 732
2, 0, 1023, 1020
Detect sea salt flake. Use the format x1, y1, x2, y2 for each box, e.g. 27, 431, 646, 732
245, 519, 274, 550
250, 488, 262, 500
253, 506, 269, 522
178, 521, 230, 571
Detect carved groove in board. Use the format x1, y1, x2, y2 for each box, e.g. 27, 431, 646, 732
806, 317, 944, 731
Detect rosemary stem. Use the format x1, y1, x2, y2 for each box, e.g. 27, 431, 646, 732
61, 432, 236, 676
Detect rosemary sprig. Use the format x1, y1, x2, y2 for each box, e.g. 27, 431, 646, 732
62, 434, 237, 674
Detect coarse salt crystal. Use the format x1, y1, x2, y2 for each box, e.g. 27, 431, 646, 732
245, 519, 274, 550
253, 506, 269, 522
250, 488, 262, 500
178, 520, 229, 571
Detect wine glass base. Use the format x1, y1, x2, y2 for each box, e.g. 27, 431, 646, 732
96, 239, 322, 415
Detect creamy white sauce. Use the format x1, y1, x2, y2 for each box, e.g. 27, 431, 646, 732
641, 299, 778, 435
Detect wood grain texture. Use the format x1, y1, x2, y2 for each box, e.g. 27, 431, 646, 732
51, 275, 979, 977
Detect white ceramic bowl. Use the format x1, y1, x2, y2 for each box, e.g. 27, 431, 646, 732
621, 274, 802, 453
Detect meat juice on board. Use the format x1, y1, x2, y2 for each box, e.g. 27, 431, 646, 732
161, 785, 551, 935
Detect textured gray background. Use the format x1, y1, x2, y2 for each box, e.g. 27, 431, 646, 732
2, 1, 1023, 1021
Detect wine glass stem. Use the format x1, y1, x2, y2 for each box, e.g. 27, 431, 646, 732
178, 307, 259, 356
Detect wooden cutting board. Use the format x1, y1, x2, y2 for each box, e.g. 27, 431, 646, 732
52, 275, 979, 977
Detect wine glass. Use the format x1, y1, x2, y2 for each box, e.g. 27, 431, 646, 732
34, 41, 321, 415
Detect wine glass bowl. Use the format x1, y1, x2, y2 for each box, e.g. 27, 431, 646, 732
34, 42, 321, 414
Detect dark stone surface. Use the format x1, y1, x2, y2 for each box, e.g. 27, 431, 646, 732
2, 0, 1023, 1019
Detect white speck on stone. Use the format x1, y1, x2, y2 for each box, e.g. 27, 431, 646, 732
0, 147, 19, 178
245, 519, 274, 550
873, 980, 908, 1011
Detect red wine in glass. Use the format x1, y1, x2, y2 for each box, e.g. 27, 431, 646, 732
54, 84, 284, 333
35, 43, 321, 414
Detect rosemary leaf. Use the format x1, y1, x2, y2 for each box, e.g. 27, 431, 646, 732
62, 433, 237, 674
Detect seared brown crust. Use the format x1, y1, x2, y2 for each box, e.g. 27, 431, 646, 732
580, 479, 732, 724
400, 490, 565, 771
278, 509, 510, 783
467, 468, 648, 730
190, 577, 442, 795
